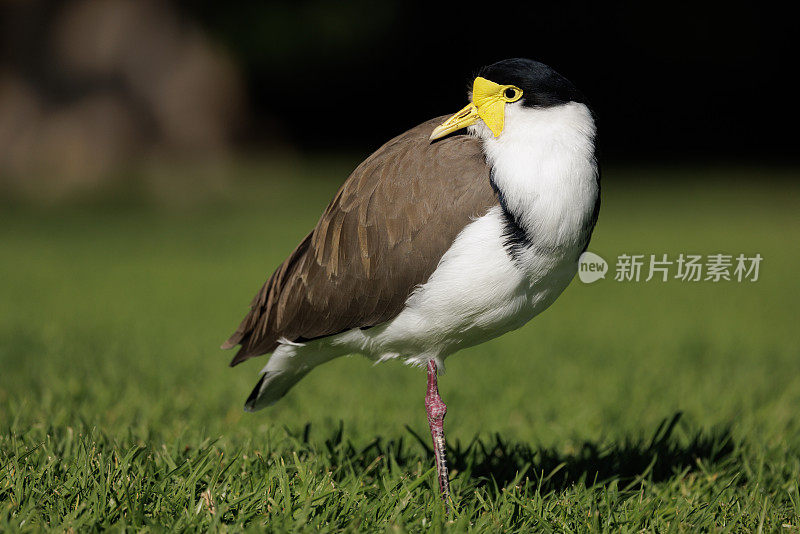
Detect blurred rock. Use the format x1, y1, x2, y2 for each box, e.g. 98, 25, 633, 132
1, 0, 246, 200
34, 93, 143, 195
52, 0, 142, 78
146, 30, 244, 153
52, 0, 244, 153
0, 73, 44, 178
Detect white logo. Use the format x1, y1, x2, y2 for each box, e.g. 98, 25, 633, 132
578, 251, 608, 283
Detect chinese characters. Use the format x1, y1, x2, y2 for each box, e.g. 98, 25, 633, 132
613, 254, 761, 282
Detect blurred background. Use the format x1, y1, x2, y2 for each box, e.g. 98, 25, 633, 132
1, 0, 797, 201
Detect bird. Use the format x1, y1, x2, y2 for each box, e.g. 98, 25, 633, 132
222, 58, 599, 504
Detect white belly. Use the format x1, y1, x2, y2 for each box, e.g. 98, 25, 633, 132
331, 206, 581, 367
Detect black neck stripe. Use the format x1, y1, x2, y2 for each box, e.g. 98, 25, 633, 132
489, 168, 533, 260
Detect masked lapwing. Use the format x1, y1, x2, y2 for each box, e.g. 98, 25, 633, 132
223, 58, 599, 503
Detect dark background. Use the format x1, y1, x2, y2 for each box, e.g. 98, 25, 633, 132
1, 0, 796, 185
186, 1, 796, 162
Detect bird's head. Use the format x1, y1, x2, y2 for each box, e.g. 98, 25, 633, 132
429, 58, 588, 141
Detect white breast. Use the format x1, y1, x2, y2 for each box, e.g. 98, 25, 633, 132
479, 101, 599, 268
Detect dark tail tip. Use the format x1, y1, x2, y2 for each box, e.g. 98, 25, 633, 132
244, 373, 269, 411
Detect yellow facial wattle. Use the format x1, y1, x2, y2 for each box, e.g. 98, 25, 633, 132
429, 76, 523, 141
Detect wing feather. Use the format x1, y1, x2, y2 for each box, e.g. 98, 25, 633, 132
224, 117, 498, 365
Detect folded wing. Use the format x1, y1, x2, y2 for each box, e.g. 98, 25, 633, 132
223, 117, 498, 366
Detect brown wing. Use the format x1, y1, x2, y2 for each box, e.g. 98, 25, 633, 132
223, 117, 498, 366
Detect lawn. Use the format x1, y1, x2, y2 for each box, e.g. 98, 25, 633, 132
1, 161, 799, 531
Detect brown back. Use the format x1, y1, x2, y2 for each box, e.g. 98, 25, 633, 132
224, 117, 498, 366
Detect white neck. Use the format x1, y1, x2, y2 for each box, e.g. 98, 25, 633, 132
470, 101, 599, 255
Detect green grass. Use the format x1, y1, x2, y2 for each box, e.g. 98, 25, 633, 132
1, 161, 799, 531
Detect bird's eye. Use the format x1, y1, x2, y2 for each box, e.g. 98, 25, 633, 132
503, 88, 521, 101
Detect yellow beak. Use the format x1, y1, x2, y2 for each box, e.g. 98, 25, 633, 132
429, 103, 481, 141
429, 76, 523, 141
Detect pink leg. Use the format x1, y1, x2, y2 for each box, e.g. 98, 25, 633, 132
425, 360, 450, 504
